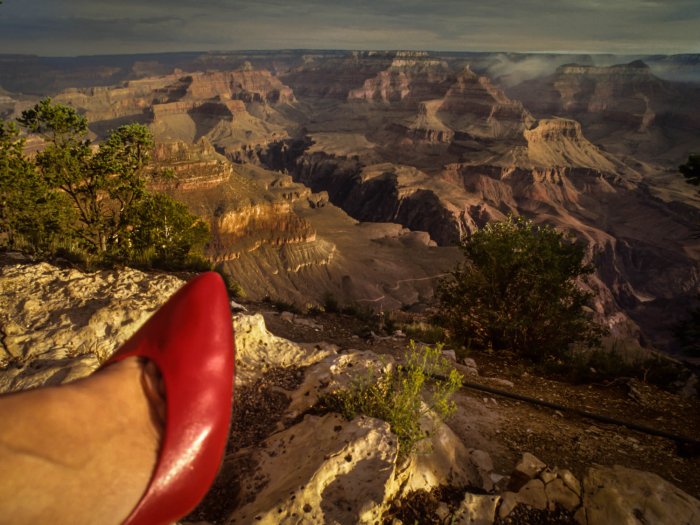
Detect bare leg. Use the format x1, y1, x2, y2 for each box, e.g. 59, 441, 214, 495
0, 358, 164, 524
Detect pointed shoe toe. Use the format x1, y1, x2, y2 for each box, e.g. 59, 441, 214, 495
105, 272, 235, 525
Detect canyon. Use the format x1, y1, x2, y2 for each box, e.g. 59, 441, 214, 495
1, 50, 699, 354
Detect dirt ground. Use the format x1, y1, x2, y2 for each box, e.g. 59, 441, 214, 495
259, 307, 700, 500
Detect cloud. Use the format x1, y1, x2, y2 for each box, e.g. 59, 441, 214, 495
0, 0, 698, 55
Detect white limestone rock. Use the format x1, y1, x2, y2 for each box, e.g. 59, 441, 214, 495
283, 349, 495, 494
232, 313, 337, 386
229, 413, 400, 525
545, 478, 580, 512
453, 493, 500, 525
0, 262, 183, 393
582, 465, 700, 525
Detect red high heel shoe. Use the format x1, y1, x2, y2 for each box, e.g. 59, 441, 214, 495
104, 272, 235, 525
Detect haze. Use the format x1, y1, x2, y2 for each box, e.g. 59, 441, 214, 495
1, 0, 699, 56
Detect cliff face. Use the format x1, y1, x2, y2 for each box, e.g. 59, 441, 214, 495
157, 68, 295, 104
292, 155, 461, 246
507, 60, 700, 163
347, 56, 453, 104
151, 139, 233, 189
436, 68, 535, 140
281, 51, 395, 99
553, 61, 666, 116
20, 51, 700, 351
52, 66, 296, 157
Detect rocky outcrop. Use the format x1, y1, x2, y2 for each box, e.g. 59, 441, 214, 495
151, 138, 233, 189
581, 464, 700, 525
0, 262, 183, 393
0, 262, 494, 523
2, 262, 698, 524
496, 452, 700, 525
436, 67, 535, 140
523, 118, 618, 171
347, 55, 452, 105
508, 60, 700, 164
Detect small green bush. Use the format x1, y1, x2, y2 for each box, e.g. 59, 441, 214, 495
320, 341, 463, 456
401, 321, 447, 344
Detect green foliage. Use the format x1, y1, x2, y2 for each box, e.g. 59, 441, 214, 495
0, 120, 72, 251
1, 99, 211, 271
437, 216, 603, 361
126, 193, 209, 266
320, 341, 463, 455
18, 98, 89, 147
679, 154, 700, 186
19, 101, 155, 254
400, 321, 447, 345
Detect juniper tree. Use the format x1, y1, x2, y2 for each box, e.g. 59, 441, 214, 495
0, 120, 71, 251
437, 216, 602, 360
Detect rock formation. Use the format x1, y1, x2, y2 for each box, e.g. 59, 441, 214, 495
148, 141, 459, 308
507, 60, 700, 164
1, 262, 698, 524
8, 50, 700, 351
49, 65, 296, 158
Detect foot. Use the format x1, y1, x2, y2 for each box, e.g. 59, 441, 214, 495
0, 357, 165, 524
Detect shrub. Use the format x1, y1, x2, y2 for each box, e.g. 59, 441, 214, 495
320, 341, 463, 456
542, 341, 690, 391
437, 216, 603, 361
126, 193, 210, 269
401, 321, 447, 344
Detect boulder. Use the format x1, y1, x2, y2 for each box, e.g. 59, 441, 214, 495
233, 313, 337, 386
508, 452, 547, 491
283, 350, 495, 493
229, 414, 400, 524
545, 478, 580, 512
453, 493, 500, 525
581, 465, 700, 525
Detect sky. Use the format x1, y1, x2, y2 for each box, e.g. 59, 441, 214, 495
0, 0, 699, 57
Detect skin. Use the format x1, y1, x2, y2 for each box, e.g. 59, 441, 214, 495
0, 358, 165, 524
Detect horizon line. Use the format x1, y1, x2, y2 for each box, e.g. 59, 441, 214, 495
2, 48, 700, 60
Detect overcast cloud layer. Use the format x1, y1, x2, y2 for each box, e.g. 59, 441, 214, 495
1, 0, 698, 56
